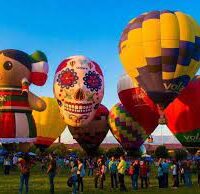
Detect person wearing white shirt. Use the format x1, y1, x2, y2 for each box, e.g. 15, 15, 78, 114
3, 156, 11, 175
171, 160, 179, 188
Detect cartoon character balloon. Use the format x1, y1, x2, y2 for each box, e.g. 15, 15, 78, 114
54, 55, 104, 127
32, 97, 66, 148
109, 103, 147, 151
0, 49, 48, 143
68, 104, 109, 154
165, 77, 200, 147
118, 73, 159, 133
119, 10, 200, 108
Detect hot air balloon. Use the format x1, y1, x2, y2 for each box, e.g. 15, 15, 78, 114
0, 49, 48, 144
32, 97, 66, 149
54, 56, 104, 127
68, 104, 109, 155
119, 10, 200, 108
118, 73, 159, 132
109, 103, 147, 152
165, 77, 200, 147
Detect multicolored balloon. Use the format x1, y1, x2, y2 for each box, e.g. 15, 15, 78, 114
0, 49, 48, 143
54, 56, 104, 127
165, 77, 200, 147
68, 104, 109, 154
119, 10, 200, 107
118, 73, 159, 133
109, 103, 147, 151
32, 97, 66, 148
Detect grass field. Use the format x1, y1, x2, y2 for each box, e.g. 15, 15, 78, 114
0, 166, 199, 194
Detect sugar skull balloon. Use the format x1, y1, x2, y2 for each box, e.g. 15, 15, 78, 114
53, 56, 104, 127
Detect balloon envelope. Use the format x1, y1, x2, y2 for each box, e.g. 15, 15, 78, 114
119, 10, 200, 107
53, 56, 104, 127
68, 104, 109, 154
118, 73, 159, 134
0, 49, 48, 144
165, 77, 200, 147
109, 103, 147, 151
32, 97, 66, 147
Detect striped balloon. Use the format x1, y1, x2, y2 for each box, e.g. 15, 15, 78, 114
118, 73, 159, 133
119, 10, 200, 107
108, 103, 147, 151
165, 76, 200, 147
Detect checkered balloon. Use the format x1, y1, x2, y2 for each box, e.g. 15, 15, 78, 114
109, 103, 147, 151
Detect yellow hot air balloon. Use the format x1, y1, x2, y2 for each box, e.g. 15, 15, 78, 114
119, 10, 200, 108
32, 97, 66, 148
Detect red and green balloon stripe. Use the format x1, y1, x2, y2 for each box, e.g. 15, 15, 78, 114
175, 129, 200, 146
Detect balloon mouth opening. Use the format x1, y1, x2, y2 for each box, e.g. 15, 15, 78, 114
64, 102, 92, 114
157, 104, 168, 125
158, 116, 167, 125
147, 91, 178, 108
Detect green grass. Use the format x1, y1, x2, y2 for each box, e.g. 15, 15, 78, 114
0, 166, 199, 194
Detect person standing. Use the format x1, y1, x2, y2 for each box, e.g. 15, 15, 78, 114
171, 160, 179, 188
117, 155, 127, 192
70, 160, 78, 194
77, 159, 85, 193
197, 160, 200, 187
180, 162, 185, 184
41, 158, 46, 173
157, 163, 164, 188
129, 161, 135, 190
87, 158, 94, 176
146, 161, 151, 186
13, 154, 18, 168
184, 160, 192, 187
56, 157, 62, 174
162, 159, 169, 188
18, 154, 32, 194
99, 159, 106, 189
108, 156, 118, 189
47, 154, 57, 194
94, 158, 101, 188
140, 161, 148, 189
3, 156, 11, 175
133, 160, 140, 190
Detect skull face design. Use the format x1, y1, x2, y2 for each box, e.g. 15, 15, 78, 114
53, 55, 104, 127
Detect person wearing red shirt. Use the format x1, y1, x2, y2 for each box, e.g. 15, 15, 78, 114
140, 161, 148, 189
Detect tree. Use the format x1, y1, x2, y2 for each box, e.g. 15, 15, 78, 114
35, 148, 41, 155
187, 147, 198, 155
95, 147, 106, 157
175, 149, 188, 161
69, 148, 86, 158
45, 143, 68, 156
155, 145, 169, 159
106, 147, 125, 158
127, 149, 141, 158
29, 145, 37, 153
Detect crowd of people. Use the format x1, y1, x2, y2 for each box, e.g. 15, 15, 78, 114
0, 153, 200, 194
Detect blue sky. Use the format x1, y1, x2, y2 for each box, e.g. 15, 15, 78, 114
1, 0, 200, 109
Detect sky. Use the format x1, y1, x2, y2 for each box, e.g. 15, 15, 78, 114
1, 0, 200, 142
